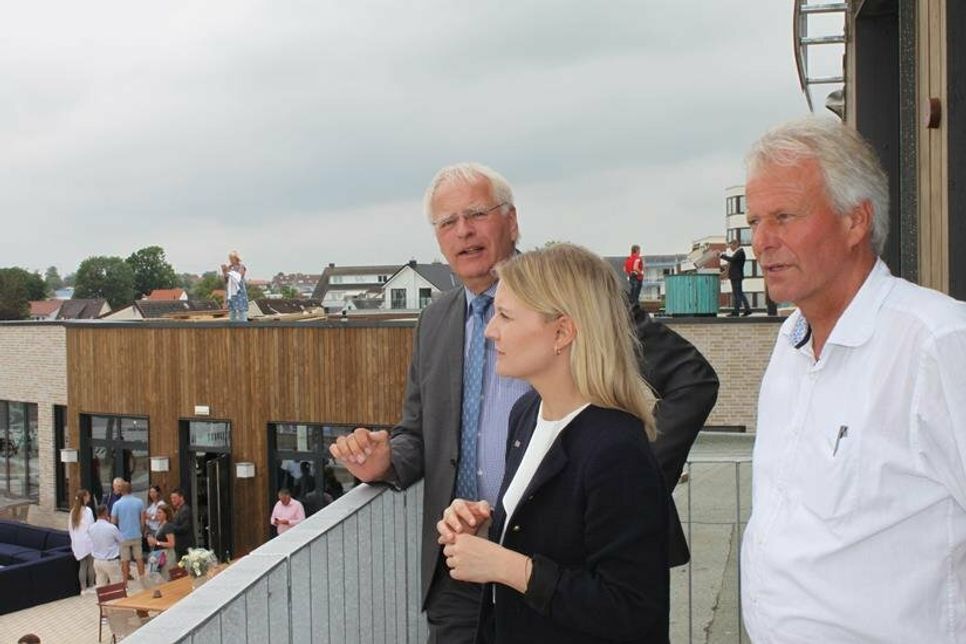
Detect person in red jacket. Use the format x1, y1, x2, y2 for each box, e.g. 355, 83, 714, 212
624, 244, 644, 305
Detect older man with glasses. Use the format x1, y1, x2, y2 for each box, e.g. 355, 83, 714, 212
331, 162, 718, 643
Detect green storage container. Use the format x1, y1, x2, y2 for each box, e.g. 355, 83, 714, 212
664, 273, 720, 316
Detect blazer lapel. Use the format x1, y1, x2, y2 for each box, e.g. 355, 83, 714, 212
438, 289, 467, 472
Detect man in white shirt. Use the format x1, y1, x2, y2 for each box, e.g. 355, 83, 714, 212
740, 116, 966, 642
88, 504, 124, 587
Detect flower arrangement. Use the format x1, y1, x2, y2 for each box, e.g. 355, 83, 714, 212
178, 548, 218, 578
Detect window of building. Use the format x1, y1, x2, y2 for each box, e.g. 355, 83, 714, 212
81, 414, 150, 504
736, 195, 746, 214
0, 401, 39, 499
391, 288, 407, 309
54, 405, 69, 510
418, 288, 433, 309
267, 422, 391, 520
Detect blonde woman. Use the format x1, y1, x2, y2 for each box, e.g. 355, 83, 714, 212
220, 250, 248, 321
437, 243, 669, 643
68, 489, 96, 594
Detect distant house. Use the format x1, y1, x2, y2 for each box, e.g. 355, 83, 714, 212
28, 300, 63, 321
57, 299, 110, 320
144, 288, 188, 301
382, 261, 460, 311
271, 273, 321, 297
102, 300, 221, 320
312, 263, 399, 311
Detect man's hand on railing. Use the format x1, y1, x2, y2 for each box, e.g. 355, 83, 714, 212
329, 428, 392, 482
437, 499, 491, 545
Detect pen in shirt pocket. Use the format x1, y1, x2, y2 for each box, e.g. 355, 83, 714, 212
832, 425, 848, 456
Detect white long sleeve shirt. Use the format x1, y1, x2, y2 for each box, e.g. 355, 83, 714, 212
741, 260, 966, 642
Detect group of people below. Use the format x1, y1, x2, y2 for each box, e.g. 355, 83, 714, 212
328, 115, 966, 643
68, 479, 194, 593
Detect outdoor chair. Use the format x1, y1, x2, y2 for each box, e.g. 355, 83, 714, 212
96, 582, 127, 642
104, 606, 147, 642
168, 566, 188, 580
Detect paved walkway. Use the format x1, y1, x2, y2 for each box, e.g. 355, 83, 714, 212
0, 578, 148, 644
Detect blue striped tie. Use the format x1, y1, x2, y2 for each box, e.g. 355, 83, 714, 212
455, 294, 492, 500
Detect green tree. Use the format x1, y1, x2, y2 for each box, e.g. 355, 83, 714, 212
10, 268, 48, 300
44, 266, 63, 294
191, 271, 224, 303
0, 268, 30, 320
279, 285, 300, 299
63, 272, 76, 287
73, 256, 136, 309
126, 246, 178, 299
247, 284, 266, 301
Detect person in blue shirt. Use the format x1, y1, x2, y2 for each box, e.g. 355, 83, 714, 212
111, 481, 145, 583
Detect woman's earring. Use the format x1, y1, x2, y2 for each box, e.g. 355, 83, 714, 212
554, 345, 561, 356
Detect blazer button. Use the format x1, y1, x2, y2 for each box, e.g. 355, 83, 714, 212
512, 524, 520, 532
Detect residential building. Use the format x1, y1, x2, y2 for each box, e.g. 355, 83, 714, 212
271, 273, 321, 298
144, 288, 188, 301
311, 263, 397, 312
28, 301, 62, 321
55, 299, 109, 320
382, 261, 459, 311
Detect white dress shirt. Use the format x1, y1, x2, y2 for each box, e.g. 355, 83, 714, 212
741, 260, 966, 642
88, 518, 123, 560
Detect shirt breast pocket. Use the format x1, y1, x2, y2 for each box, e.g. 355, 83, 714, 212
795, 422, 862, 521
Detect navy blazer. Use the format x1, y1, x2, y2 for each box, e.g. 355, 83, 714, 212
477, 390, 670, 644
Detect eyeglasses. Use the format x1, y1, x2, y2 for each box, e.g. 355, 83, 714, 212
431, 203, 507, 232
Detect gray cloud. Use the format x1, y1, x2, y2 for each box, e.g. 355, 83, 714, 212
1, 0, 812, 276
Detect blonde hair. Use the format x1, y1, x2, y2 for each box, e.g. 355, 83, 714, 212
228, 250, 242, 262
496, 243, 657, 440
70, 489, 89, 530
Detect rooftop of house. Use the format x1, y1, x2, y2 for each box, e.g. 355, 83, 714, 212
28, 300, 62, 317
144, 288, 186, 301
57, 299, 108, 320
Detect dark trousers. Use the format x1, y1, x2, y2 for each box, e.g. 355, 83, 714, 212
425, 557, 482, 644
628, 275, 643, 305
731, 279, 750, 314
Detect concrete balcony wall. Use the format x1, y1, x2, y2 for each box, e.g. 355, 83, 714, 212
129, 481, 428, 644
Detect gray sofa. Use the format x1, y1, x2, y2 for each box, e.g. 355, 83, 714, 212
0, 519, 79, 615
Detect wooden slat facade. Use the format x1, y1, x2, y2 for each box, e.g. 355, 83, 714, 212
65, 322, 415, 556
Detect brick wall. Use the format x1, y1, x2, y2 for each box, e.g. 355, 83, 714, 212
0, 324, 67, 511
664, 318, 782, 432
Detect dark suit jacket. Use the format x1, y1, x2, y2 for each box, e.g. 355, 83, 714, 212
634, 307, 719, 565
720, 247, 746, 281
170, 503, 194, 557
477, 392, 669, 644
388, 288, 719, 606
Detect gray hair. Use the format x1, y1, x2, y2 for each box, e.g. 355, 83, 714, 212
423, 162, 515, 224
745, 116, 889, 255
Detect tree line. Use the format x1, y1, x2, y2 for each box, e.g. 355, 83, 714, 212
0, 246, 266, 320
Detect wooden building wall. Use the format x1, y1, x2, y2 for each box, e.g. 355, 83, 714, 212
65, 322, 414, 556
916, 0, 949, 292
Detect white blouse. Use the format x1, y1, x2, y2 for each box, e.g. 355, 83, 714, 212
500, 402, 589, 543
68, 506, 94, 560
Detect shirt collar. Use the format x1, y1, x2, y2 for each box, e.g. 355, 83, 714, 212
780, 258, 895, 350
464, 282, 498, 315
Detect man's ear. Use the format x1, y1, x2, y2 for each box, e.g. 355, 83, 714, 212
846, 200, 874, 249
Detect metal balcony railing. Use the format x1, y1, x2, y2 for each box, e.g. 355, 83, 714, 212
130, 432, 754, 644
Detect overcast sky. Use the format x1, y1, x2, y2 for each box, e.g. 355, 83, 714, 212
2, 1, 812, 278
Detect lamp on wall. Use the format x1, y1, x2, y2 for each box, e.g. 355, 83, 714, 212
235, 462, 256, 479
149, 456, 170, 472
60, 448, 78, 463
